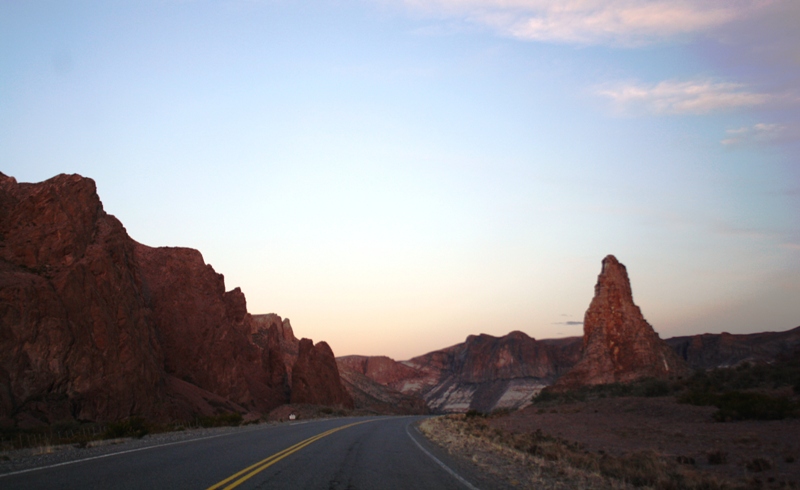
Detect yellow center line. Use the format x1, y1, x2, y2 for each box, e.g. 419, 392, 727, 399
206, 419, 376, 490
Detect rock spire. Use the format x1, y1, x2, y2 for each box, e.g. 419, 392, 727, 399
554, 255, 689, 389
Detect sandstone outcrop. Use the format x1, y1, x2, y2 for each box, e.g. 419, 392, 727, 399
0, 173, 350, 426
338, 332, 582, 413
405, 332, 582, 412
336, 357, 428, 414
0, 173, 166, 424
291, 340, 353, 408
251, 314, 300, 385
553, 255, 690, 390
134, 245, 288, 413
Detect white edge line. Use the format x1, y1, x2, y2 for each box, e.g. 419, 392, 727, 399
0, 428, 250, 479
405, 420, 481, 490
0, 417, 350, 479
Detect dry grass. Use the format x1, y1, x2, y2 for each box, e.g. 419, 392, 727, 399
420, 415, 743, 490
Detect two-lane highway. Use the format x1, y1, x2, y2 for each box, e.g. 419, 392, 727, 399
0, 416, 489, 489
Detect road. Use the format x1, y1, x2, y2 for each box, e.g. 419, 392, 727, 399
0, 416, 493, 489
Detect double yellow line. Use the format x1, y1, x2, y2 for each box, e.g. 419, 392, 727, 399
206, 419, 375, 490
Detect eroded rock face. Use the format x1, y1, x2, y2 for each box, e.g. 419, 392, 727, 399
338, 372, 429, 415
554, 255, 690, 390
339, 332, 582, 413
0, 173, 350, 425
405, 332, 582, 412
251, 314, 299, 385
134, 245, 288, 413
291, 339, 354, 408
0, 173, 166, 424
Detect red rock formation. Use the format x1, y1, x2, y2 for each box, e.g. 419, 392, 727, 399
0, 173, 166, 424
336, 359, 429, 415
291, 339, 353, 408
251, 314, 299, 384
134, 245, 287, 413
554, 255, 690, 390
0, 172, 351, 425
339, 332, 582, 413
336, 355, 421, 387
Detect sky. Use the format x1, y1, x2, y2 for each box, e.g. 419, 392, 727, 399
1, 0, 798, 360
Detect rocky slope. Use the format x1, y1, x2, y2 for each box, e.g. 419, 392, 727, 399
0, 173, 350, 427
553, 255, 690, 390
338, 332, 583, 413
336, 356, 429, 414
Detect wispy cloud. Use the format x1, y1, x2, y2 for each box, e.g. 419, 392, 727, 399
721, 123, 800, 146
552, 321, 584, 325
597, 79, 772, 115
395, 0, 769, 46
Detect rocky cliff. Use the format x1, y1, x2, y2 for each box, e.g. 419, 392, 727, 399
0, 173, 167, 424
336, 356, 428, 414
338, 332, 582, 413
0, 173, 350, 426
554, 255, 690, 390
291, 339, 353, 408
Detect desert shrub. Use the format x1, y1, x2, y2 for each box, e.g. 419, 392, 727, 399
707, 450, 728, 465
680, 390, 798, 421
196, 412, 243, 428
745, 458, 772, 472
680, 357, 800, 394
465, 409, 485, 418
489, 407, 513, 418
104, 417, 149, 439
638, 378, 672, 397
532, 389, 563, 404
534, 378, 674, 406
424, 416, 732, 490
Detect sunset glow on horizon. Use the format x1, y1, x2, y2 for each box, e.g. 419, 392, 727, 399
2, 0, 798, 360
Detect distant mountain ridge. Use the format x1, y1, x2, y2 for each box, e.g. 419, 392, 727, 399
338, 332, 583, 413
337, 255, 798, 413
340, 326, 800, 414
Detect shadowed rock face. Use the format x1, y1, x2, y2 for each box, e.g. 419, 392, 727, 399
133, 245, 288, 414
251, 314, 299, 386
291, 340, 353, 408
0, 173, 349, 426
0, 173, 167, 424
554, 255, 690, 390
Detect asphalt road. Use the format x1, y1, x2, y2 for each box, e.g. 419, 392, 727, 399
0, 416, 489, 489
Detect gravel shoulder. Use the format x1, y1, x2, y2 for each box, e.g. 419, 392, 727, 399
0, 421, 283, 476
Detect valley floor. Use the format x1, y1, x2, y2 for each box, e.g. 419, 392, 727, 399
420, 397, 800, 490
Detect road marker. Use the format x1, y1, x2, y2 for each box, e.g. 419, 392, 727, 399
206, 419, 375, 490
405, 421, 481, 490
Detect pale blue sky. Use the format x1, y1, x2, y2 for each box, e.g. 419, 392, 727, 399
2, 0, 798, 359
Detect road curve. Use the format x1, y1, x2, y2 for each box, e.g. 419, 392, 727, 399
0, 416, 490, 489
